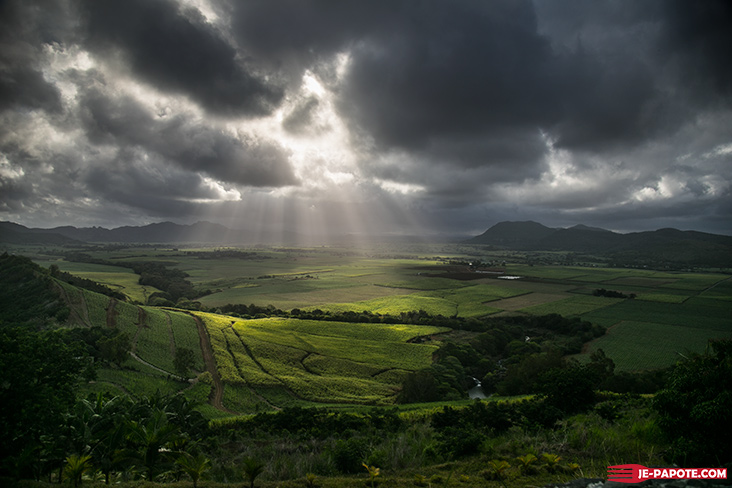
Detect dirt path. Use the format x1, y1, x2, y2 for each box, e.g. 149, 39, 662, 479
129, 351, 188, 381
78, 290, 91, 326
106, 298, 117, 328
164, 311, 176, 357
54, 282, 88, 326
187, 313, 237, 414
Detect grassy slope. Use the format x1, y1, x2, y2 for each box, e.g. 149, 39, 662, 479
30, 249, 732, 406
196, 312, 448, 409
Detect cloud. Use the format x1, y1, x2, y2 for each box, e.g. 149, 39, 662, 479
338, 1, 558, 153
282, 96, 323, 135
84, 149, 236, 216
78, 85, 297, 187
0, 1, 64, 114
80, 0, 284, 117
660, 0, 732, 99
0, 0, 730, 235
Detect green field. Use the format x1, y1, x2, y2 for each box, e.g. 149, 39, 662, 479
37, 259, 161, 302
196, 312, 448, 408
586, 321, 729, 371
30, 245, 732, 407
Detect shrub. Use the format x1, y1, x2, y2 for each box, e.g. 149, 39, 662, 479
653, 339, 732, 467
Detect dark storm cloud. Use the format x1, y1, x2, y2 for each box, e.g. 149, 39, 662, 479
352, 3, 554, 141
228, 0, 387, 80
78, 86, 297, 187
84, 149, 219, 216
80, 0, 283, 117
0, 175, 31, 212
228, 0, 671, 166
661, 0, 732, 98
0, 1, 63, 113
1, 0, 731, 235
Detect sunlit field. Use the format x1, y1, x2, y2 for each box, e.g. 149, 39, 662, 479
34, 258, 162, 302
33, 244, 732, 380
196, 311, 448, 408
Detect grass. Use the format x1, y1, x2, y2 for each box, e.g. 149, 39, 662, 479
520, 295, 624, 316
583, 299, 732, 331
167, 310, 205, 371
40, 260, 161, 302
27, 246, 732, 412
584, 320, 730, 371
89, 364, 188, 398
195, 312, 447, 409
82, 289, 112, 326
134, 307, 176, 374
311, 295, 459, 316
634, 293, 689, 303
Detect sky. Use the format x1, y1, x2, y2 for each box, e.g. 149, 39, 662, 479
1, 0, 731, 239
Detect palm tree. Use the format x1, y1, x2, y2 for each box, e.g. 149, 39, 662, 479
176, 453, 211, 488
242, 457, 265, 488
117, 409, 182, 481
63, 454, 93, 487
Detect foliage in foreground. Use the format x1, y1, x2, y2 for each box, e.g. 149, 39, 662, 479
653, 338, 732, 467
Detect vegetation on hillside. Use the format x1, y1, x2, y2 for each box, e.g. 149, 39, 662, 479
2, 245, 730, 486
5, 338, 730, 485
0, 253, 70, 326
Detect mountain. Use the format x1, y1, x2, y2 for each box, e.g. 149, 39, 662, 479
0, 221, 83, 245
467, 221, 557, 247
467, 221, 732, 266
1, 221, 320, 245
1, 221, 247, 244
44, 221, 234, 243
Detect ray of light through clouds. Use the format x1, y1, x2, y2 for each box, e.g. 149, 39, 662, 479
0, 0, 730, 239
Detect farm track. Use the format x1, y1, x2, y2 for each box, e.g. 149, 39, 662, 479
78, 290, 91, 326
299, 352, 319, 375
54, 281, 89, 327
371, 367, 396, 378
163, 311, 176, 356
228, 326, 309, 404
129, 306, 149, 354
128, 351, 187, 381
137, 307, 148, 328
106, 298, 117, 328
187, 313, 237, 414
230, 327, 279, 380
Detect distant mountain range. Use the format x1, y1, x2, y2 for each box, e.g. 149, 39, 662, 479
2, 219, 731, 266
466, 221, 732, 267
0, 221, 298, 245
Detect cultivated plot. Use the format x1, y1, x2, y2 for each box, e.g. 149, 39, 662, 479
196, 312, 447, 408
585, 321, 730, 371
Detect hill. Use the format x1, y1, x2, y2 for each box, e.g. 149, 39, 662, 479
0, 254, 450, 413
0, 220, 314, 244
0, 221, 83, 246
1, 220, 233, 243
467, 221, 732, 267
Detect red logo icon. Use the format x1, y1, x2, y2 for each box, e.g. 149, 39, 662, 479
607, 464, 727, 483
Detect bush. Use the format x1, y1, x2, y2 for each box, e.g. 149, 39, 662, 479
653, 339, 732, 467
331, 438, 369, 473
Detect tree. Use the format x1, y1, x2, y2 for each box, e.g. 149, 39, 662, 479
0, 328, 88, 479
62, 454, 93, 487
242, 457, 264, 488
173, 347, 196, 378
117, 409, 182, 481
176, 453, 211, 488
398, 370, 439, 403
653, 339, 732, 466
537, 364, 596, 414
98, 332, 131, 367
65, 394, 131, 485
